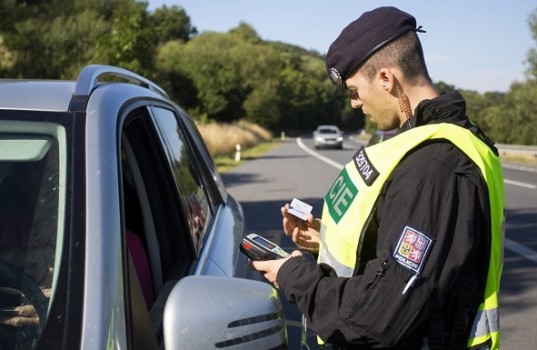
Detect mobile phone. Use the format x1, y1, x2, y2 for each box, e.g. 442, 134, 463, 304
287, 198, 313, 221
240, 233, 289, 261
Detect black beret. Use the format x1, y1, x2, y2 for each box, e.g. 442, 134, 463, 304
326, 6, 422, 87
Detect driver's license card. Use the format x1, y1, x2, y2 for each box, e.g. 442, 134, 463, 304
287, 198, 312, 221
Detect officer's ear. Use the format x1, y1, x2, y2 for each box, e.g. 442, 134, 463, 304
377, 68, 395, 93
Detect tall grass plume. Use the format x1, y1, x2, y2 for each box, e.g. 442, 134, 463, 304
196, 120, 273, 158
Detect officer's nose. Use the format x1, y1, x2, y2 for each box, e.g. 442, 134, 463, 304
350, 92, 363, 109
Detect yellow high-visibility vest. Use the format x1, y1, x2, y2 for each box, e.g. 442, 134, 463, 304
318, 123, 504, 349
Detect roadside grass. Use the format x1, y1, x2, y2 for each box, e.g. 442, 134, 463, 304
499, 153, 537, 165
214, 141, 280, 173
196, 120, 280, 173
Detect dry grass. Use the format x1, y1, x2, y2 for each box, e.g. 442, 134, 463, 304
196, 120, 273, 158
499, 153, 537, 165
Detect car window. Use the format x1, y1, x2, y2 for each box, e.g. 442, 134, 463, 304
177, 110, 227, 204
0, 119, 68, 349
150, 107, 212, 251
120, 107, 200, 349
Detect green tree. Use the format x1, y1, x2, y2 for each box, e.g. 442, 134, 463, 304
527, 8, 537, 80
155, 40, 199, 111
94, 1, 155, 76
156, 32, 245, 121
243, 80, 281, 128
481, 6, 537, 145
434, 81, 456, 94
0, 0, 137, 79
150, 5, 197, 44
0, 0, 26, 32
4, 11, 109, 79
0, 35, 15, 76
229, 22, 261, 44
459, 90, 503, 133
496, 81, 537, 144
154, 21, 360, 131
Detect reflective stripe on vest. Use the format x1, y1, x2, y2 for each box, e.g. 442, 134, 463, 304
470, 307, 500, 339
318, 123, 504, 349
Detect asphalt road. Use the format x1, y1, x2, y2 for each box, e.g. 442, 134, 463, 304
222, 135, 537, 349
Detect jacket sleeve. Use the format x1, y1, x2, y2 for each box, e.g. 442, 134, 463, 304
276, 143, 489, 347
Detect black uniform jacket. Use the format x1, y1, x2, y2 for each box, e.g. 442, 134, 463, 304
276, 91, 496, 349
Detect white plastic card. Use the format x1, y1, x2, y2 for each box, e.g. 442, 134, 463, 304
287, 198, 313, 221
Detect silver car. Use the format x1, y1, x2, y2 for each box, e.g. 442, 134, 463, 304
313, 125, 344, 149
0, 65, 286, 349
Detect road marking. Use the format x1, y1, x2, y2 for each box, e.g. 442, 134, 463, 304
503, 163, 537, 173
503, 164, 537, 189
298, 138, 537, 263
504, 179, 537, 189
504, 238, 537, 264
297, 137, 343, 170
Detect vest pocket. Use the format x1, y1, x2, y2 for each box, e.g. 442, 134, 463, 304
344, 257, 431, 345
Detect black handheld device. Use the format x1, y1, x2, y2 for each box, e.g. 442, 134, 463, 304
240, 233, 289, 261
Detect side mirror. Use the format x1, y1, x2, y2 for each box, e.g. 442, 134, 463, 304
163, 276, 287, 349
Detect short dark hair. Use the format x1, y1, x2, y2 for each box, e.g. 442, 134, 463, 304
360, 31, 432, 86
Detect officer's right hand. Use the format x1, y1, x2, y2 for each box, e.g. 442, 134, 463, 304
281, 203, 321, 253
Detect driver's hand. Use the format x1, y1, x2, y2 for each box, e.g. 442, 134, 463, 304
0, 288, 50, 328
0, 305, 39, 327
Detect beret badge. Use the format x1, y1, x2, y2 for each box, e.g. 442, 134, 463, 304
328, 67, 343, 86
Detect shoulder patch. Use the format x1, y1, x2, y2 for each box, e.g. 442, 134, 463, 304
353, 147, 379, 186
393, 226, 433, 273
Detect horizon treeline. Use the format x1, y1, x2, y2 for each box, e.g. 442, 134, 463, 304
1, 0, 536, 144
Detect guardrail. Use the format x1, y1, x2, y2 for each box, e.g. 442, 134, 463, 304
353, 132, 537, 164
497, 144, 537, 163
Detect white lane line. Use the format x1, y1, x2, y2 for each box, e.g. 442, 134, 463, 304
297, 138, 537, 264
503, 163, 537, 173
503, 163, 537, 189
504, 238, 537, 264
504, 179, 537, 189
297, 137, 343, 170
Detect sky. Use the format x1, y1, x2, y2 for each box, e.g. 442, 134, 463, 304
146, 1, 536, 94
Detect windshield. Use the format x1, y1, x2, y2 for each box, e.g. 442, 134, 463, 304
0, 118, 67, 349
318, 127, 339, 134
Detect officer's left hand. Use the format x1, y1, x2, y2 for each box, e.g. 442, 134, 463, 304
251, 250, 303, 289
281, 204, 320, 253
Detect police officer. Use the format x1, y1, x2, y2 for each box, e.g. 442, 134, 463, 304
252, 6, 505, 350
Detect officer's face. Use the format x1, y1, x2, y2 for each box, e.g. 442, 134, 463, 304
345, 70, 399, 131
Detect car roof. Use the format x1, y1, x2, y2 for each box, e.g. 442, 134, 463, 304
0, 65, 169, 113
0, 80, 76, 112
